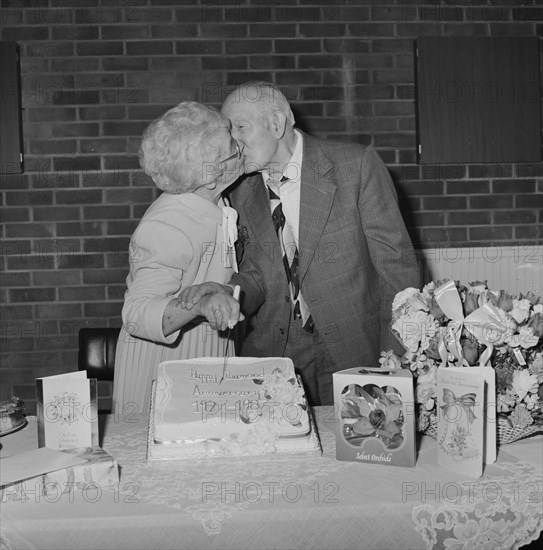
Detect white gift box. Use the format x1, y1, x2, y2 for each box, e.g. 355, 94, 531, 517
333, 368, 416, 467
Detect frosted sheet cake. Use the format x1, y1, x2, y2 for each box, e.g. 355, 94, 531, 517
147, 357, 321, 460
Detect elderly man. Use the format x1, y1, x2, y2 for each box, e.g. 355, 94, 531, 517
182, 81, 420, 406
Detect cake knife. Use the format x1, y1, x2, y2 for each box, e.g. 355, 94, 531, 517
219, 285, 240, 384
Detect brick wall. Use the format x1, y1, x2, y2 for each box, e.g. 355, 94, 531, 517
1, 0, 542, 412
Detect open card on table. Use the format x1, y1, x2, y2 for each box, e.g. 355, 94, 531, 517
437, 368, 485, 478
36, 371, 98, 450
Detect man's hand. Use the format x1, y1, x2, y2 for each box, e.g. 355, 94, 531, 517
178, 282, 233, 310
193, 291, 244, 332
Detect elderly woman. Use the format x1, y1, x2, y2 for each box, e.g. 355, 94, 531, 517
113, 101, 244, 414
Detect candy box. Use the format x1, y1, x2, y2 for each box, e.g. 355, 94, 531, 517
333, 368, 416, 467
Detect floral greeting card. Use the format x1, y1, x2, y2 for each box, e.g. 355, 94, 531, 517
36, 371, 98, 450
437, 368, 484, 477
447, 366, 496, 464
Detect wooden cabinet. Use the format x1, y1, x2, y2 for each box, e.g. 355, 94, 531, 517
0, 41, 24, 174
415, 37, 541, 164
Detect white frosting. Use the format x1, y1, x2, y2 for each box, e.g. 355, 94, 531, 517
0, 398, 25, 433
148, 358, 321, 459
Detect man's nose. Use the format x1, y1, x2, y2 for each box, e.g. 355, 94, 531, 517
234, 141, 245, 158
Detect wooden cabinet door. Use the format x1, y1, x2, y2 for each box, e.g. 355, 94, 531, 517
0, 41, 24, 174
416, 37, 541, 164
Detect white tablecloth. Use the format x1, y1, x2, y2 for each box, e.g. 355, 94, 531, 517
1, 409, 542, 550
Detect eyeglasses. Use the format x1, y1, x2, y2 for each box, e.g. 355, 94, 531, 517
220, 139, 242, 164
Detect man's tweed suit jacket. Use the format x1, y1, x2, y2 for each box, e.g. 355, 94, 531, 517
229, 131, 421, 373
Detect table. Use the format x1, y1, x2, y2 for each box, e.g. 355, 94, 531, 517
1, 409, 542, 550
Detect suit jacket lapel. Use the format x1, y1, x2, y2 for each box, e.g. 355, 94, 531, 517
236, 174, 284, 277
299, 132, 336, 281
232, 134, 337, 282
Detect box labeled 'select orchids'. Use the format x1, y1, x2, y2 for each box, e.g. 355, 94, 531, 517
333, 368, 416, 467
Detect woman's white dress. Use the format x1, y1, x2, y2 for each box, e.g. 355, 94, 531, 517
112, 193, 238, 415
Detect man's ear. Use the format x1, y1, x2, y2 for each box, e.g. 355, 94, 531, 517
270, 110, 287, 139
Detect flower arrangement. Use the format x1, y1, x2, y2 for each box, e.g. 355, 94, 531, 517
221, 368, 308, 455
0, 396, 24, 416
239, 368, 307, 429
235, 224, 250, 257
379, 279, 543, 442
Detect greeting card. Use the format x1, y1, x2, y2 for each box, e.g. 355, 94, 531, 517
36, 371, 98, 450
437, 368, 484, 477
333, 368, 416, 467
447, 366, 496, 464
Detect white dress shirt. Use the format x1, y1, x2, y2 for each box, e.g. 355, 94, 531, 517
263, 129, 303, 246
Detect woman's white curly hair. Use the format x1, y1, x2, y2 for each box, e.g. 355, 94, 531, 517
139, 101, 229, 194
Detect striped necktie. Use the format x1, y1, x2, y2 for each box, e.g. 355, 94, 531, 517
268, 183, 314, 333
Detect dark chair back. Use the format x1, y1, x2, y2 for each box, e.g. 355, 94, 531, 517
78, 328, 121, 381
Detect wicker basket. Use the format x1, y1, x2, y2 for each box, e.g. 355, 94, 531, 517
423, 414, 543, 446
